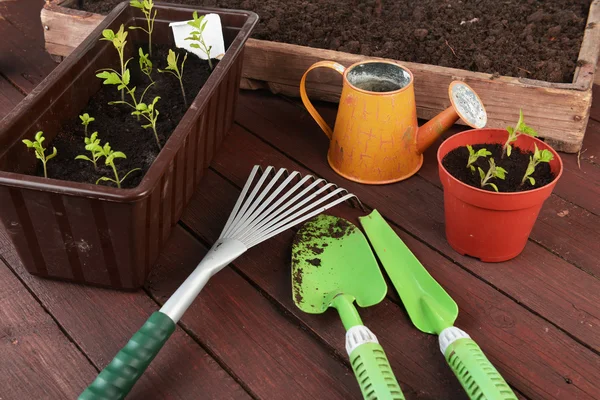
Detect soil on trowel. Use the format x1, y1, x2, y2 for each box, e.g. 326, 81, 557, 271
77, 0, 593, 83
31, 44, 215, 188
442, 143, 555, 192
291, 215, 355, 303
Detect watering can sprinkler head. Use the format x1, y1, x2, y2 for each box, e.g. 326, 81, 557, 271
416, 81, 487, 154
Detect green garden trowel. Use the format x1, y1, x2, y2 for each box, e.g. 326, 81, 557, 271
359, 210, 517, 400
292, 214, 405, 400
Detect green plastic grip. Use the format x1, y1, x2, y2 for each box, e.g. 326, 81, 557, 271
349, 342, 405, 400
79, 312, 176, 400
445, 338, 517, 400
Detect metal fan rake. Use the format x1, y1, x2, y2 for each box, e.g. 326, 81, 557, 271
79, 165, 363, 400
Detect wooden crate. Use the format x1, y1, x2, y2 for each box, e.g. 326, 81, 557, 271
42, 0, 600, 152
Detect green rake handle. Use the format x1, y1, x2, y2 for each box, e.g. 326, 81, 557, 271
444, 337, 517, 400
78, 312, 176, 400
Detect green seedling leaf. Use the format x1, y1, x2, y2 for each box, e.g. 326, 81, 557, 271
489, 183, 499, 192
158, 50, 188, 107
22, 131, 56, 178
503, 109, 539, 158
478, 167, 485, 181
520, 144, 554, 186
96, 71, 122, 85
479, 157, 507, 192
466, 144, 491, 172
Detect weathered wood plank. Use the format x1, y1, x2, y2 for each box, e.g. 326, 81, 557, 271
146, 225, 366, 400
233, 93, 600, 352
0, 258, 98, 399
0, 13, 57, 93
184, 148, 599, 399
0, 229, 250, 399
0, 75, 24, 120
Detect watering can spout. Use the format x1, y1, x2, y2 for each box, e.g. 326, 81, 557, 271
417, 81, 488, 154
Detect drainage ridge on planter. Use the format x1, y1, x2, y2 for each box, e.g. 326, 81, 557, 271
436, 128, 563, 262
0, 1, 258, 289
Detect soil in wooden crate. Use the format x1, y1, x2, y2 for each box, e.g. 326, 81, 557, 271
76, 0, 592, 83
35, 44, 216, 188
441, 143, 555, 192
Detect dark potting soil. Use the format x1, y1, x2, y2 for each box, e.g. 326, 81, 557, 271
76, 0, 592, 83
35, 44, 216, 188
441, 143, 555, 192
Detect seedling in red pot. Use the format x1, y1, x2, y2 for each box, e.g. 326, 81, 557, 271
129, 0, 157, 56
79, 113, 95, 137
75, 132, 103, 170
132, 96, 162, 149
100, 25, 131, 102
185, 11, 213, 70
466, 145, 491, 172
22, 131, 57, 179
138, 48, 154, 82
478, 158, 507, 192
502, 109, 538, 158
521, 144, 554, 186
158, 49, 188, 107
96, 143, 141, 189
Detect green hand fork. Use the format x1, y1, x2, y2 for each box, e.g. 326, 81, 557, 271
292, 214, 405, 400
360, 210, 517, 400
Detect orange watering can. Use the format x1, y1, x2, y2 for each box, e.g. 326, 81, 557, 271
300, 60, 487, 184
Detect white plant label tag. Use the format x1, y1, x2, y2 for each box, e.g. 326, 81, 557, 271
169, 13, 225, 61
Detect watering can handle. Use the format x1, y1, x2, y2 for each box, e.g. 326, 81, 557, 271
299, 61, 346, 140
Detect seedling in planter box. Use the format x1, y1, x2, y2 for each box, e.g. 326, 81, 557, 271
185, 11, 213, 70
521, 144, 554, 186
97, 67, 154, 122
75, 132, 103, 170
466, 145, 491, 172
158, 49, 188, 107
79, 113, 95, 137
22, 131, 57, 179
129, 0, 157, 56
132, 96, 162, 149
138, 48, 153, 82
503, 109, 538, 158
96, 143, 141, 189
478, 158, 507, 192
100, 25, 131, 102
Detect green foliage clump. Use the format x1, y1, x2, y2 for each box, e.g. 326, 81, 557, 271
466, 145, 491, 172
185, 11, 213, 70
75, 132, 103, 170
521, 144, 554, 186
95, 143, 141, 189
503, 109, 537, 158
158, 49, 188, 107
129, 0, 157, 56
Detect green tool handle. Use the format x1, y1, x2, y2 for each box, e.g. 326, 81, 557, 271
444, 337, 517, 400
349, 341, 405, 400
79, 312, 176, 400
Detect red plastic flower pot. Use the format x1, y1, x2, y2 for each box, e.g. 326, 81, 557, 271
437, 128, 563, 262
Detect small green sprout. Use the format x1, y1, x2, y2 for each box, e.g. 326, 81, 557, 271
95, 143, 141, 189
79, 113, 95, 137
478, 158, 507, 192
22, 131, 57, 179
75, 132, 103, 170
521, 144, 554, 186
129, 0, 157, 56
503, 109, 538, 158
158, 49, 188, 107
100, 24, 131, 102
466, 145, 492, 172
96, 68, 154, 121
185, 11, 213, 70
138, 48, 153, 82
132, 96, 161, 149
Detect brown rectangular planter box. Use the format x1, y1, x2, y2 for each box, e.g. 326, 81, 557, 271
41, 0, 600, 153
0, 2, 258, 289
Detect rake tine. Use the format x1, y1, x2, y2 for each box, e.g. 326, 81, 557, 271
233, 171, 300, 237
219, 165, 261, 238
227, 167, 288, 237
238, 178, 332, 243
246, 193, 359, 248
244, 186, 347, 245
222, 166, 275, 237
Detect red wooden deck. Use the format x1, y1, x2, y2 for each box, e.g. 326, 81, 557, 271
1, 1, 599, 399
